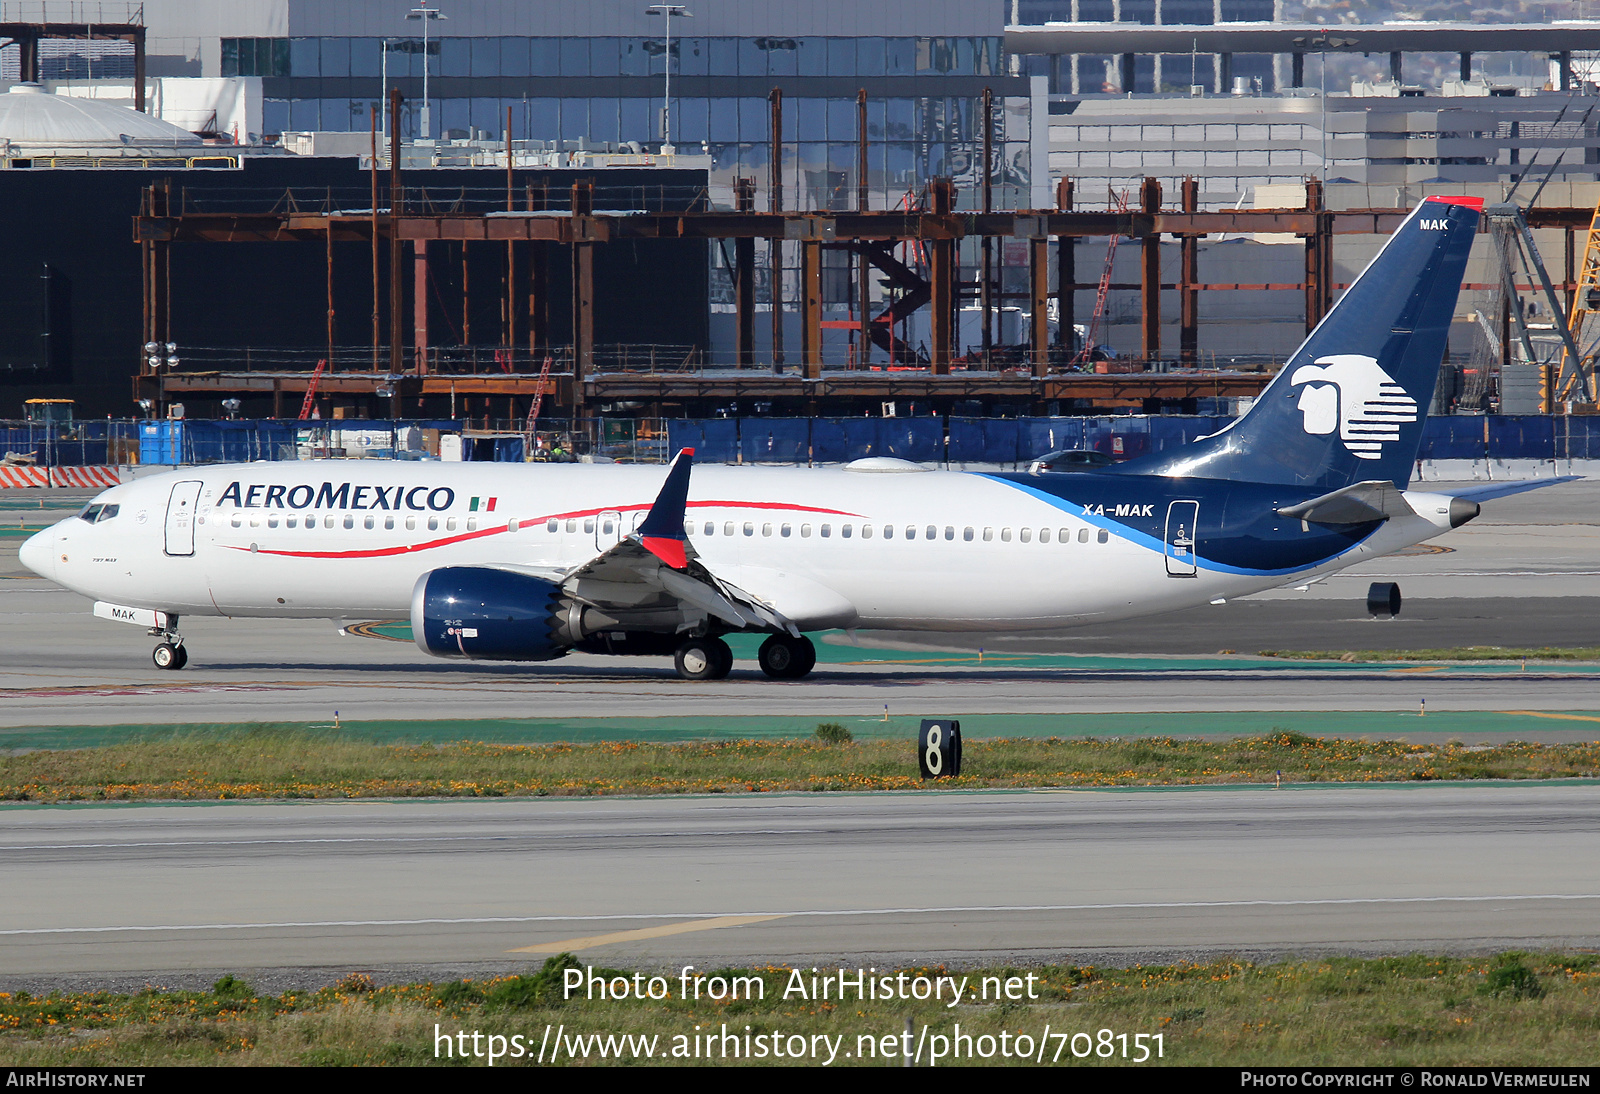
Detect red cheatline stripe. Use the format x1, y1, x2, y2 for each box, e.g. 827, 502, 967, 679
221, 499, 865, 560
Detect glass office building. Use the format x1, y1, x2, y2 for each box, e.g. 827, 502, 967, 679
217, 32, 1036, 213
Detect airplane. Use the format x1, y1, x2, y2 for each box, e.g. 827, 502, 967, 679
17, 195, 1571, 680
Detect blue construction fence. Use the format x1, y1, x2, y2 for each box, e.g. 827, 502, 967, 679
668, 415, 1600, 466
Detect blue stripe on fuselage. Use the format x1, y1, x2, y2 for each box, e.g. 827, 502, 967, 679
980, 472, 1381, 577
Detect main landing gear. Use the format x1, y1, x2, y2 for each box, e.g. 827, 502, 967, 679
673, 636, 733, 681
149, 618, 188, 671
758, 634, 816, 680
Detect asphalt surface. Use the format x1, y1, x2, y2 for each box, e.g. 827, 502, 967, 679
2, 784, 1597, 991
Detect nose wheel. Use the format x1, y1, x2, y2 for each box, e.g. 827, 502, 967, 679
149, 618, 188, 670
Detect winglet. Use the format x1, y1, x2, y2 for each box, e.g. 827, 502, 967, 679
637, 448, 694, 569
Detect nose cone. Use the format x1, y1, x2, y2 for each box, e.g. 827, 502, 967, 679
17, 527, 54, 580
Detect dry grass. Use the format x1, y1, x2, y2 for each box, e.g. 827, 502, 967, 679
3, 728, 1599, 803
5, 954, 1599, 1066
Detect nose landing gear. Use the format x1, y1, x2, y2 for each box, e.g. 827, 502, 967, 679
148, 618, 188, 670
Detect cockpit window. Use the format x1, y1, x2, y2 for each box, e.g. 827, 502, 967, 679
78, 504, 104, 523
96, 504, 119, 522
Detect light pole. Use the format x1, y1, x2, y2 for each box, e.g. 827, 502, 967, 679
645, 5, 691, 154
406, 5, 446, 140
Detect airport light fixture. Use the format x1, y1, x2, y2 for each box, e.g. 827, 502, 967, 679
406, 4, 446, 140
645, 5, 692, 154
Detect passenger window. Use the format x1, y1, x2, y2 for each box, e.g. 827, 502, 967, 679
385, 516, 395, 530
583, 519, 594, 534
325, 515, 336, 529
1039, 528, 1051, 543
407, 517, 417, 531
800, 524, 811, 537
820, 524, 831, 537
428, 516, 439, 531
1000, 528, 1011, 542
1097, 529, 1110, 543
364, 515, 375, 530
249, 515, 261, 528
287, 516, 298, 528
762, 523, 772, 536
343, 514, 354, 529
267, 514, 279, 528
944, 526, 954, 540
983, 527, 993, 542
231, 514, 242, 528
1059, 527, 1070, 543
466, 517, 477, 531
905, 526, 916, 540
447, 517, 458, 531
566, 519, 577, 533
703, 521, 714, 535
963, 527, 974, 541
743, 522, 754, 536
861, 524, 873, 539
724, 522, 735, 536
1020, 527, 1032, 543
1078, 528, 1090, 543
548, 519, 559, 533
781, 523, 791, 537
842, 524, 853, 538
925, 525, 936, 540
882, 524, 894, 539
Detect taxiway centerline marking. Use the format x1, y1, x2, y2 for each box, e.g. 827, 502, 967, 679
508, 915, 788, 953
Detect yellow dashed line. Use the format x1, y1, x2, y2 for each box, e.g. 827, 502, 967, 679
508, 914, 787, 954
1498, 711, 1600, 724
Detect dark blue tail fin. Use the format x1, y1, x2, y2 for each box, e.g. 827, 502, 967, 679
1116, 196, 1481, 490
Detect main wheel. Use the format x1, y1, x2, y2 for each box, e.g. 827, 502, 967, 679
674, 637, 731, 681
758, 634, 816, 680
153, 642, 181, 670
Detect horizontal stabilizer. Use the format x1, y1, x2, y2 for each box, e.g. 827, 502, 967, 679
1443, 475, 1583, 503
1276, 480, 1414, 525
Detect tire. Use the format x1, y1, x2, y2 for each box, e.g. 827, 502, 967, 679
758, 634, 816, 680
674, 637, 729, 681
171, 644, 189, 670
706, 638, 734, 680
153, 642, 179, 670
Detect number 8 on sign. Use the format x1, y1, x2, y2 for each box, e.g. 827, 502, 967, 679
918, 719, 962, 779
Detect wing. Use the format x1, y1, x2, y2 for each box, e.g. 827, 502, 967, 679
554, 449, 799, 636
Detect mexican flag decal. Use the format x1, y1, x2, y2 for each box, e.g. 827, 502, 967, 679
469, 497, 497, 512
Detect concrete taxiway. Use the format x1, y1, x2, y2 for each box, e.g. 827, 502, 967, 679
1, 783, 1597, 989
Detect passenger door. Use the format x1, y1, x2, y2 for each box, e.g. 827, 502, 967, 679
163, 480, 203, 557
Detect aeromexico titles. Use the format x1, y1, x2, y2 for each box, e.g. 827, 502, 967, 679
19, 195, 1574, 679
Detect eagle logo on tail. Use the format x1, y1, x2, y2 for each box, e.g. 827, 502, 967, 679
1290, 354, 1419, 460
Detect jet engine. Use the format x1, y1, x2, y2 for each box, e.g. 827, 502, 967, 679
410, 566, 619, 661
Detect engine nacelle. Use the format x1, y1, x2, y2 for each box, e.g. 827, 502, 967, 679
411, 566, 577, 661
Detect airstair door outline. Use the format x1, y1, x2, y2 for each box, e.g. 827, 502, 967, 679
163, 480, 203, 557
1164, 500, 1199, 577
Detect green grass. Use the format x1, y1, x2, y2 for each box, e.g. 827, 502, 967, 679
1260, 647, 1600, 662
5, 727, 1600, 802
5, 954, 1599, 1066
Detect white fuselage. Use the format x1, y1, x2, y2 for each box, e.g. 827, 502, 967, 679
22, 461, 1459, 633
